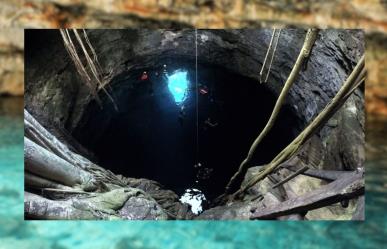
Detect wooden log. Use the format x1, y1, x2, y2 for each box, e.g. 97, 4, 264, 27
24, 137, 93, 187
285, 165, 354, 181
271, 165, 309, 189
250, 170, 364, 220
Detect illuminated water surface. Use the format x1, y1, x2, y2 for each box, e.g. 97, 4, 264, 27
167, 70, 189, 104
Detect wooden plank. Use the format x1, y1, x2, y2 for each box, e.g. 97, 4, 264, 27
285, 165, 354, 181
250, 170, 364, 220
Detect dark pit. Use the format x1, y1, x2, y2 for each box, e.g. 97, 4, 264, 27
73, 60, 299, 211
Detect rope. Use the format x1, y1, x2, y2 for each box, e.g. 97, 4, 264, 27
265, 29, 281, 83
195, 29, 199, 164
260, 29, 276, 83
260, 29, 281, 84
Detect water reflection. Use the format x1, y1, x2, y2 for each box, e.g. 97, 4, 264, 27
180, 188, 206, 214
167, 70, 189, 104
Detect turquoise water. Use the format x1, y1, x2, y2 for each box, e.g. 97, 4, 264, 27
0, 97, 386, 248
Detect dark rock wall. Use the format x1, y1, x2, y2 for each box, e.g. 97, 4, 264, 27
25, 29, 365, 172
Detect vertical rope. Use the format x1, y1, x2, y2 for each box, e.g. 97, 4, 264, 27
264, 29, 281, 83
260, 29, 275, 84
195, 29, 199, 164
260, 29, 281, 84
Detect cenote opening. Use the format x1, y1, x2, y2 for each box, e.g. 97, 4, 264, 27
74, 61, 299, 213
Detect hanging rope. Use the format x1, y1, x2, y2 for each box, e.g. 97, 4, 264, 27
259, 29, 281, 84
224, 28, 319, 194
60, 29, 118, 110
195, 29, 200, 165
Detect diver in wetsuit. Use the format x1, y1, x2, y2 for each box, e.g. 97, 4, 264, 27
140, 71, 154, 96
203, 117, 218, 130
178, 105, 186, 126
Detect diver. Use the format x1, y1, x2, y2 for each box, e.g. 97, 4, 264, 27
196, 166, 213, 180
199, 85, 209, 95
203, 117, 218, 130
140, 71, 154, 96
140, 71, 148, 81
160, 64, 169, 83
162, 64, 168, 75
193, 162, 202, 168
178, 104, 186, 126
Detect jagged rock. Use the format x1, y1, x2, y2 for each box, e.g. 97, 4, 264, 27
118, 196, 168, 220
196, 192, 280, 220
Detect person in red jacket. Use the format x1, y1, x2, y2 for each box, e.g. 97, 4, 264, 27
140, 71, 153, 95
140, 71, 149, 81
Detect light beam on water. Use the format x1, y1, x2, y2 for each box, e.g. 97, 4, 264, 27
167, 70, 189, 104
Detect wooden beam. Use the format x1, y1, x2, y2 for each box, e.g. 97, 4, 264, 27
250, 170, 364, 220
285, 165, 354, 181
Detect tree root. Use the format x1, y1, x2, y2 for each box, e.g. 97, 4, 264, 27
25, 137, 96, 189
225, 28, 319, 193
231, 54, 365, 198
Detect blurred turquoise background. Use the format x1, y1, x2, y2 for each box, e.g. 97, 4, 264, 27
0, 97, 386, 249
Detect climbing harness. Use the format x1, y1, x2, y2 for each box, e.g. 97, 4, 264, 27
259, 28, 281, 84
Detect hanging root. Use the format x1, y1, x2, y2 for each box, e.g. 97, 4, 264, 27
260, 28, 282, 84
224, 28, 319, 194
232, 54, 366, 198
60, 29, 118, 111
